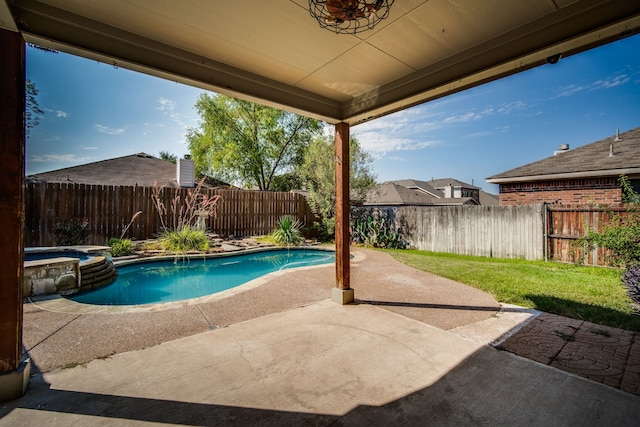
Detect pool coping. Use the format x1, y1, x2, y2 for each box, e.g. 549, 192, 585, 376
28, 248, 366, 315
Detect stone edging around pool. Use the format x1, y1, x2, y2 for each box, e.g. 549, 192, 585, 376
28, 248, 367, 315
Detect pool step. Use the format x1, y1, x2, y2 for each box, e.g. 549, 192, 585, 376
79, 256, 118, 290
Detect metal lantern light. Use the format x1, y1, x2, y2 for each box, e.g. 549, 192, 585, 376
309, 0, 395, 34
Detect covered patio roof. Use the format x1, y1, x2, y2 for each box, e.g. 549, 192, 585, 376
2, 0, 639, 125
2, 0, 640, 400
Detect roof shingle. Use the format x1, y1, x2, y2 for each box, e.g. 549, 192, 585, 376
487, 127, 640, 182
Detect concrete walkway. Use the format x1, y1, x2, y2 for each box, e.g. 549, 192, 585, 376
2, 248, 639, 425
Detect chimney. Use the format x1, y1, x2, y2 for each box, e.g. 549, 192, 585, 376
177, 156, 195, 187
444, 184, 453, 198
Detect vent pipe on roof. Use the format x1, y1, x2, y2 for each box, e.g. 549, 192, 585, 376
614, 129, 621, 141
554, 144, 569, 155
609, 144, 615, 157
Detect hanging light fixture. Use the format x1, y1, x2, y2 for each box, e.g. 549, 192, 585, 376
309, 0, 395, 34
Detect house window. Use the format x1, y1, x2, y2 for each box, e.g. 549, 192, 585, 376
625, 179, 640, 202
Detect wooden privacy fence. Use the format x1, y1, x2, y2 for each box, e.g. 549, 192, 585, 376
545, 204, 629, 266
25, 182, 315, 246
354, 205, 545, 260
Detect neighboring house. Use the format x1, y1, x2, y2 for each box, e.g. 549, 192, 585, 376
27, 153, 231, 189
365, 178, 498, 207
486, 127, 640, 206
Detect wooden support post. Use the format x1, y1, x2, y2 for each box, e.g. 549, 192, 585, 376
332, 122, 354, 304
0, 28, 30, 401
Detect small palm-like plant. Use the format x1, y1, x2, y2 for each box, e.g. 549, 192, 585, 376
272, 216, 303, 246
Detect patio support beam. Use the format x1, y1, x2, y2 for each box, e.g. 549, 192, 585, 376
332, 122, 354, 304
0, 27, 30, 401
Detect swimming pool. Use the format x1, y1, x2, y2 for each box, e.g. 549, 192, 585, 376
67, 248, 335, 306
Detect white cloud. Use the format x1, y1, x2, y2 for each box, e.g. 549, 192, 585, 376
353, 95, 530, 157
30, 153, 90, 163
157, 97, 188, 128
356, 131, 440, 156
157, 97, 176, 112
82, 146, 98, 150
593, 74, 630, 89
554, 71, 632, 98
555, 84, 585, 98
386, 156, 409, 162
95, 124, 125, 135
56, 110, 70, 118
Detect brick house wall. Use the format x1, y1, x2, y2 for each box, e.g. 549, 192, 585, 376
498, 177, 623, 206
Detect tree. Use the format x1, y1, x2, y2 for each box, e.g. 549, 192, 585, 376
298, 135, 376, 239
159, 150, 177, 164
26, 79, 44, 137
186, 94, 322, 190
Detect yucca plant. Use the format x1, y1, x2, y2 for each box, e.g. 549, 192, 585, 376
272, 216, 303, 246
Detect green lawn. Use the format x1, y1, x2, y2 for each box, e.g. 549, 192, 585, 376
383, 249, 640, 332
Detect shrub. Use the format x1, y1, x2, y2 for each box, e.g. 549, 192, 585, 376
151, 177, 221, 232
574, 175, 640, 267
622, 265, 640, 307
271, 216, 303, 246
352, 216, 403, 249
108, 238, 134, 257
53, 217, 90, 245
159, 226, 209, 253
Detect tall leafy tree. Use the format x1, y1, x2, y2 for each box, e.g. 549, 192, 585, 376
159, 150, 177, 164
187, 94, 322, 190
298, 135, 376, 238
26, 79, 44, 137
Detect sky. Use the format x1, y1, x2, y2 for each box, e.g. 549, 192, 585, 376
26, 33, 640, 194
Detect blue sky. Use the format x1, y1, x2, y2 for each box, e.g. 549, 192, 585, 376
26, 33, 640, 194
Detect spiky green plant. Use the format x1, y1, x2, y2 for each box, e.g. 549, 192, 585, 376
272, 216, 303, 246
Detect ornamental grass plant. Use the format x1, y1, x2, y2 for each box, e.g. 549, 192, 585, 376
159, 226, 210, 253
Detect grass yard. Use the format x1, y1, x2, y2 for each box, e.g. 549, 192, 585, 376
384, 249, 640, 332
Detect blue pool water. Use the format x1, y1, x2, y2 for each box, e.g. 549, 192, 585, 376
25, 251, 93, 262
67, 249, 335, 306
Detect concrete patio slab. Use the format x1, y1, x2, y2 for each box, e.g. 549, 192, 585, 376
1, 300, 639, 426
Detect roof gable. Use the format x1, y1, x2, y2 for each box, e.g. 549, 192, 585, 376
28, 153, 184, 187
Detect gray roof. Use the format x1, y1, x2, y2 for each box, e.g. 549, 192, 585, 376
389, 179, 444, 197
479, 191, 500, 205
428, 178, 480, 190
365, 182, 478, 206
365, 183, 437, 206
27, 153, 229, 188
487, 127, 640, 183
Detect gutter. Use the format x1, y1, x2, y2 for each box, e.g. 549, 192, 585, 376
486, 167, 640, 184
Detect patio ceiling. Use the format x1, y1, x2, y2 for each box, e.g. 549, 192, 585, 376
2, 0, 640, 125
